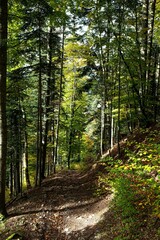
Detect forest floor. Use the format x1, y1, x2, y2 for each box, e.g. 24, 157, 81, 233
1, 164, 117, 240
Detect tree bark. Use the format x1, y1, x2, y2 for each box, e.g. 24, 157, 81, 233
24, 114, 31, 188
0, 0, 8, 216
54, 25, 65, 170
35, 11, 43, 186
41, 27, 53, 179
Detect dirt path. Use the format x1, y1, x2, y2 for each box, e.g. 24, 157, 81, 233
1, 167, 114, 240
62, 194, 113, 234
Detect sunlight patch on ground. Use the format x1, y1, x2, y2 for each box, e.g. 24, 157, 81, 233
62, 194, 113, 234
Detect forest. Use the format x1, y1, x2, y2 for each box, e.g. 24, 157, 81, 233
0, 0, 160, 239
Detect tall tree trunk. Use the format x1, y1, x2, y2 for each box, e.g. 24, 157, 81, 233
117, 57, 121, 157
148, 0, 157, 122
141, 0, 150, 125
144, 0, 149, 91
41, 27, 53, 179
99, 29, 108, 156
0, 0, 8, 216
10, 158, 14, 198
24, 114, 31, 188
117, 1, 123, 157
97, 0, 111, 155
35, 14, 43, 186
15, 150, 21, 195
110, 73, 114, 149
67, 103, 75, 170
67, 77, 76, 169
54, 25, 65, 171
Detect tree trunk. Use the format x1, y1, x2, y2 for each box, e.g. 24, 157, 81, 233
67, 77, 76, 169
97, 0, 111, 155
54, 25, 65, 170
0, 0, 8, 216
117, 2, 123, 157
10, 160, 13, 198
15, 151, 21, 195
41, 27, 53, 179
147, 0, 157, 122
35, 13, 43, 186
24, 116, 31, 188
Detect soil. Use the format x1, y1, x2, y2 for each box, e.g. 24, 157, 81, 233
1, 164, 116, 240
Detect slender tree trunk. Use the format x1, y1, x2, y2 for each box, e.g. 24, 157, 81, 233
110, 68, 116, 148
144, 0, 149, 89
155, 56, 160, 120
135, 6, 145, 107
117, 1, 123, 157
41, 27, 53, 179
99, 31, 107, 156
148, 0, 157, 122
24, 116, 31, 188
51, 90, 55, 173
67, 104, 75, 170
67, 77, 76, 169
148, 0, 156, 79
36, 14, 43, 186
54, 25, 65, 170
97, 0, 111, 155
100, 100, 105, 156
10, 160, 13, 198
0, 0, 8, 216
15, 150, 21, 195
117, 58, 121, 157
151, 47, 158, 123
67, 131, 72, 170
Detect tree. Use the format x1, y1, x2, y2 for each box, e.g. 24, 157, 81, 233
0, 0, 8, 216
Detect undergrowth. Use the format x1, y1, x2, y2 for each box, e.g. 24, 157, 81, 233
98, 126, 160, 240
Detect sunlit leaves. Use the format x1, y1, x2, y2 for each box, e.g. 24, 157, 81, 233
99, 126, 160, 239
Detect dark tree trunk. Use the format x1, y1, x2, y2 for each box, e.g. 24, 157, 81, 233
67, 107, 74, 170
15, 151, 21, 195
24, 116, 31, 188
0, 0, 8, 216
67, 81, 76, 170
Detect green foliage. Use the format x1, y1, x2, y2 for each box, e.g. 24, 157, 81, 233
0, 214, 5, 232
5, 188, 11, 202
111, 168, 160, 239
112, 176, 138, 219
0, 213, 5, 221
70, 161, 87, 171
97, 127, 160, 239
102, 156, 122, 168
95, 174, 111, 196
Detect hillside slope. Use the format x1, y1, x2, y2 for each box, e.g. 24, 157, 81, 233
100, 124, 160, 240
